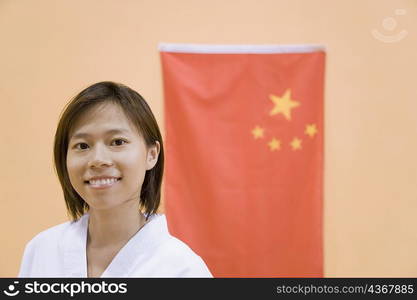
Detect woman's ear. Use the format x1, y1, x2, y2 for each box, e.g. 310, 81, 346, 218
146, 141, 160, 170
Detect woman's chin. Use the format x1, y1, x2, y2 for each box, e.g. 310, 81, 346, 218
85, 199, 123, 211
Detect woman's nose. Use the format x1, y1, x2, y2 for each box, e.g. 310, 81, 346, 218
87, 145, 113, 169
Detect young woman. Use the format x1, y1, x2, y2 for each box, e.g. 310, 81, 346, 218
19, 81, 212, 277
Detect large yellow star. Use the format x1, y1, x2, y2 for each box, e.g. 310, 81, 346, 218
251, 125, 264, 139
269, 89, 300, 120
268, 138, 281, 151
305, 124, 318, 138
290, 137, 302, 150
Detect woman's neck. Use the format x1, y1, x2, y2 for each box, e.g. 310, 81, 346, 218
87, 202, 147, 248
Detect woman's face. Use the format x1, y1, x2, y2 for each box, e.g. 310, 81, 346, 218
66, 102, 159, 211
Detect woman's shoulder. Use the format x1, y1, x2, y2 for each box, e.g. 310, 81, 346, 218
146, 214, 212, 277
145, 214, 195, 254
19, 215, 88, 277
25, 215, 86, 248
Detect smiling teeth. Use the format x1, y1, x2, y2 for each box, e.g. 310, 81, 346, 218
90, 178, 118, 185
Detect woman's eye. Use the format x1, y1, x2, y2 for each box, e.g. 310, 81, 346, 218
75, 143, 89, 150
111, 139, 127, 146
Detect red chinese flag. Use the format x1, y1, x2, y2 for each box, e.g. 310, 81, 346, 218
160, 44, 325, 277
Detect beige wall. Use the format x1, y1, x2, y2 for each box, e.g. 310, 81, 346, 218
1, 0, 416, 277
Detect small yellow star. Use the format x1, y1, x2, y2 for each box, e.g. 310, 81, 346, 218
251, 126, 264, 139
269, 89, 300, 120
290, 137, 302, 150
305, 124, 318, 138
268, 138, 281, 151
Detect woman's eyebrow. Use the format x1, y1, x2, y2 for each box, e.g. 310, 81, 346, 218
70, 129, 130, 139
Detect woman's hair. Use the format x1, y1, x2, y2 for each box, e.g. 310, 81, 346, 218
54, 81, 164, 221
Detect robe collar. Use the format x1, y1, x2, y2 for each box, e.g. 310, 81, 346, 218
60, 213, 167, 277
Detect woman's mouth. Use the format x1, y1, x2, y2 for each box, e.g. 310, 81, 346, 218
84, 177, 122, 189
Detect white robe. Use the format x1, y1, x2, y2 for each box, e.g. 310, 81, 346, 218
18, 214, 212, 278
